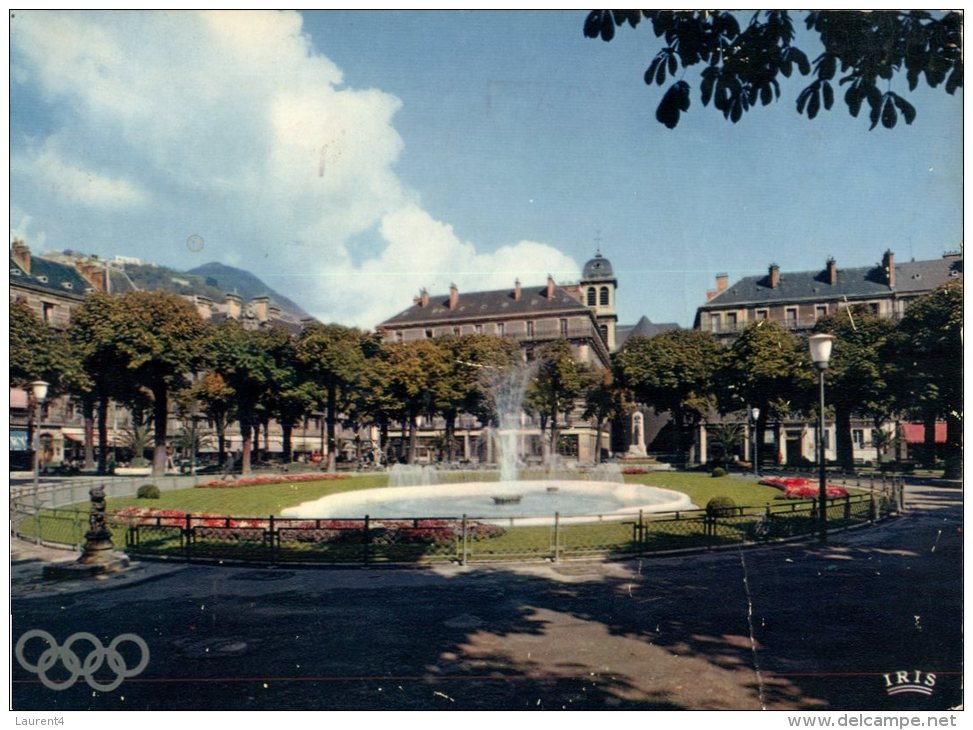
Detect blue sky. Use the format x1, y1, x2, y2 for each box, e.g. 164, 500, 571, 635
10, 10, 963, 329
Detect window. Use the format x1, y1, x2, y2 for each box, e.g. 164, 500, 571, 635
599, 287, 609, 306
755, 309, 769, 320
474, 324, 483, 334
452, 327, 461, 336
869, 302, 880, 315
710, 313, 721, 333
424, 329, 433, 339
599, 324, 608, 342
726, 312, 737, 331
395, 331, 403, 343
497, 322, 505, 336
559, 318, 568, 336
42, 303, 55, 324
526, 320, 534, 337
852, 429, 865, 447
586, 288, 596, 306
785, 307, 798, 325
815, 304, 828, 319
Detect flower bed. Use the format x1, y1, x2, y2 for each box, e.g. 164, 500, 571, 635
115, 508, 505, 544
758, 476, 849, 499
621, 468, 649, 475
197, 473, 348, 488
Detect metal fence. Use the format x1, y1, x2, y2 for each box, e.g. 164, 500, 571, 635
11, 479, 902, 565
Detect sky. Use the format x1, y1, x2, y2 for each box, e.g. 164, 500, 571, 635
9, 10, 963, 330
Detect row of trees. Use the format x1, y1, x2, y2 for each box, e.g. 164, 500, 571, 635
11, 280, 961, 478
12, 291, 612, 476
613, 280, 962, 478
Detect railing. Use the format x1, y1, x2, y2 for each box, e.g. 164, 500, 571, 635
11, 480, 901, 565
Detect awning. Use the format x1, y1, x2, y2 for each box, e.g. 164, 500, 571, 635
10, 429, 28, 451
901, 422, 947, 444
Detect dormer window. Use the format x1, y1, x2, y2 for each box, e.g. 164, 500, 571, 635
36, 275, 48, 283
11, 268, 21, 276
61, 282, 74, 290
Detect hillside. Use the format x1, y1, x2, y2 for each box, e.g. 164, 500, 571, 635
118, 261, 311, 321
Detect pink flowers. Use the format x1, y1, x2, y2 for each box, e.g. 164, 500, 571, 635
197, 473, 347, 488
622, 468, 649, 475
759, 476, 849, 499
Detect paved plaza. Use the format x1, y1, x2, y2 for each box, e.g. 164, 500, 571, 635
10, 484, 962, 711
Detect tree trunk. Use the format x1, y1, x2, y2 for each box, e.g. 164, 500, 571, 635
216, 418, 226, 467
240, 420, 252, 475
921, 408, 937, 469
445, 413, 456, 463
97, 397, 109, 475
82, 397, 96, 471
549, 401, 560, 457
282, 423, 293, 463
326, 384, 337, 473
595, 417, 605, 463
408, 409, 418, 464
754, 408, 769, 471
835, 406, 854, 471
262, 415, 271, 459
943, 411, 962, 480
252, 420, 261, 463
152, 385, 168, 477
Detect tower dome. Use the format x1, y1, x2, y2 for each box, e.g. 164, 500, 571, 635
582, 252, 614, 281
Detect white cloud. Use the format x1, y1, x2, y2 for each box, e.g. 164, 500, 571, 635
10, 10, 578, 328
13, 146, 148, 209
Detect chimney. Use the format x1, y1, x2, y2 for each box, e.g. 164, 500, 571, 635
11, 239, 31, 275
768, 263, 780, 289
419, 288, 429, 307
252, 296, 270, 322
826, 257, 837, 286
514, 278, 521, 301
715, 273, 728, 293
448, 283, 458, 310
75, 260, 106, 291
224, 293, 242, 319
546, 274, 555, 299
882, 249, 896, 288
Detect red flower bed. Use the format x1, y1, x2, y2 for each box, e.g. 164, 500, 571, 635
622, 468, 649, 475
197, 473, 348, 488
114, 508, 505, 543
759, 476, 849, 499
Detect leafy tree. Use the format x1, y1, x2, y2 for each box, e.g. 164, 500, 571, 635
190, 372, 237, 466
812, 305, 897, 470
525, 340, 587, 457
259, 325, 315, 463
707, 422, 745, 468
584, 10, 962, 129
204, 321, 280, 475
582, 367, 626, 462
615, 329, 723, 460
889, 281, 962, 478
716, 321, 810, 466
434, 335, 521, 462
343, 341, 398, 465
82, 291, 209, 476
296, 323, 370, 471
384, 340, 450, 463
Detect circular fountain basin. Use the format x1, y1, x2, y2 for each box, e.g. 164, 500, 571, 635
281, 481, 695, 526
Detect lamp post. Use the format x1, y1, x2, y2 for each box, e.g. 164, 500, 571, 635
808, 333, 835, 544
751, 406, 760, 478
29, 380, 50, 491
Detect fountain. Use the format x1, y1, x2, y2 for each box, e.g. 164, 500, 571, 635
282, 363, 693, 525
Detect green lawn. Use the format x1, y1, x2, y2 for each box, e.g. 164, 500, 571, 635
98, 470, 786, 518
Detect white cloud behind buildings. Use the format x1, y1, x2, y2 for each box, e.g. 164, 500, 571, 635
10, 10, 579, 328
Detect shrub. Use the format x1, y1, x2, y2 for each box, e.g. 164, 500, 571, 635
710, 467, 727, 478
706, 496, 737, 518
137, 484, 161, 499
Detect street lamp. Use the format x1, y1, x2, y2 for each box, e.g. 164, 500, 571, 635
29, 380, 50, 490
808, 333, 835, 543
750, 406, 760, 477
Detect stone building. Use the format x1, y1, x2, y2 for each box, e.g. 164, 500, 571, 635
692, 250, 963, 468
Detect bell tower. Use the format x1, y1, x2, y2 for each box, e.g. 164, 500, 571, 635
579, 250, 618, 351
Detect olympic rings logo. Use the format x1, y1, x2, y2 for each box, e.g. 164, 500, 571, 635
15, 630, 150, 691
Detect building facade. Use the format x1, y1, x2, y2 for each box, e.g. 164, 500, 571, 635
692, 249, 963, 468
